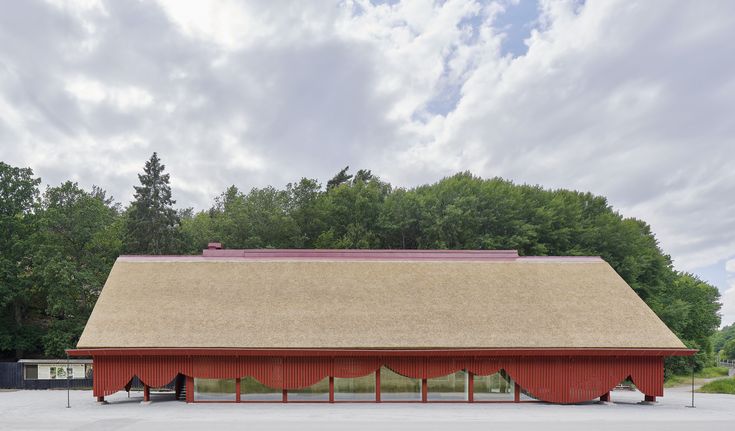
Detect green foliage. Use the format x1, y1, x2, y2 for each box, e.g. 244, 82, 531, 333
0, 162, 123, 359
668, 366, 732, 385
712, 324, 735, 355
723, 339, 735, 360
652, 274, 722, 371
696, 366, 730, 378
124, 153, 180, 254
32, 181, 122, 357
698, 377, 735, 394
326, 166, 353, 190
314, 177, 389, 249
181, 184, 301, 251
353, 169, 374, 184
286, 178, 326, 247
0, 162, 41, 358
663, 373, 689, 387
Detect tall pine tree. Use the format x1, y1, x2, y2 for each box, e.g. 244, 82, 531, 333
326, 166, 353, 190
124, 153, 180, 254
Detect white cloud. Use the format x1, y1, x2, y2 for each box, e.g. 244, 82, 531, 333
65, 77, 153, 110
155, 0, 344, 50
0, 0, 734, 287
336, 0, 496, 121
723, 258, 735, 326
155, 0, 257, 50
387, 0, 735, 272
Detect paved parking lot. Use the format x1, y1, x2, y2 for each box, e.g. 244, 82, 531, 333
1, 386, 733, 431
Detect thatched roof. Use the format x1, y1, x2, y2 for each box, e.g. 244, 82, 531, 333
76, 251, 685, 349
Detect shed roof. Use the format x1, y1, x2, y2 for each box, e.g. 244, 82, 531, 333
76, 250, 685, 350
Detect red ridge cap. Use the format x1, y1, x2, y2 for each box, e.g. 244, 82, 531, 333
117, 249, 603, 262
200, 249, 520, 260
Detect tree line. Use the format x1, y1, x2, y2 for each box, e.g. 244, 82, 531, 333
713, 324, 735, 360
0, 154, 722, 375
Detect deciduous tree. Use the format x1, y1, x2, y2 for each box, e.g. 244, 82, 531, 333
0, 162, 40, 358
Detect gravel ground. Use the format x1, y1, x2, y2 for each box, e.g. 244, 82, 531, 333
0, 386, 733, 431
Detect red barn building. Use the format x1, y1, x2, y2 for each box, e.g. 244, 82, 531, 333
68, 246, 692, 404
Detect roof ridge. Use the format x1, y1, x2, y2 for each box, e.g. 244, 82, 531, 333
116, 253, 603, 263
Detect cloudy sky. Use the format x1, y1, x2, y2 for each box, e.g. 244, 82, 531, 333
0, 0, 734, 324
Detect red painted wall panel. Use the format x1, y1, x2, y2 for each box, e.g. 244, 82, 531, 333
91, 354, 664, 403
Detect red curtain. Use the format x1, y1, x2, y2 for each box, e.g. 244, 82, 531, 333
93, 355, 663, 403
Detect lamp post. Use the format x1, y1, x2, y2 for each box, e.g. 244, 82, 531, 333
66, 352, 71, 408
686, 356, 695, 408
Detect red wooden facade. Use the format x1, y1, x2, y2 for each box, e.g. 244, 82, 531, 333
68, 348, 693, 404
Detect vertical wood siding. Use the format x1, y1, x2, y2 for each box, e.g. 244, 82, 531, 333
92, 355, 664, 403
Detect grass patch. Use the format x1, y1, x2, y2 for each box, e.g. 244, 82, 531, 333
695, 367, 730, 378
664, 374, 689, 388
665, 367, 730, 387
698, 377, 735, 394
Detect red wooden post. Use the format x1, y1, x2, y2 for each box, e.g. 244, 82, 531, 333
96, 396, 105, 403
235, 378, 241, 403
421, 378, 428, 403
644, 395, 656, 402
282, 388, 288, 403
375, 368, 381, 402
143, 384, 150, 402
329, 376, 334, 403
185, 376, 194, 403
514, 382, 520, 403
468, 372, 474, 403
600, 391, 611, 402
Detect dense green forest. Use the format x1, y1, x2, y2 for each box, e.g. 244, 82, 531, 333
0, 154, 723, 376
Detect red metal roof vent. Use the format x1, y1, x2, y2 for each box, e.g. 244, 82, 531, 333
198, 248, 523, 260
207, 242, 223, 250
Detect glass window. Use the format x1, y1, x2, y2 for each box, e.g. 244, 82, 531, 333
427, 371, 466, 401
379, 367, 420, 401
194, 378, 236, 401
473, 371, 514, 401
24, 365, 38, 380
287, 377, 329, 402
334, 373, 376, 401
240, 377, 282, 401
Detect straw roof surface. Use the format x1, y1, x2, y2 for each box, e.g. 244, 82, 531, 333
77, 254, 685, 349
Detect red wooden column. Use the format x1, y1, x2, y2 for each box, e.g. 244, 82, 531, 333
600, 392, 611, 402
185, 376, 194, 403
375, 368, 381, 403
282, 389, 288, 403
143, 384, 150, 402
514, 382, 520, 403
329, 376, 335, 403
235, 378, 241, 403
468, 372, 474, 403
421, 378, 428, 403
